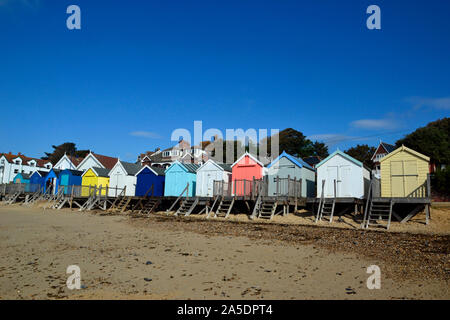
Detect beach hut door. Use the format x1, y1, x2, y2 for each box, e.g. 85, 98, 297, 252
326, 166, 338, 197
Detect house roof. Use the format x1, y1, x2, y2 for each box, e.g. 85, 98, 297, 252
135, 165, 166, 176
119, 161, 142, 176
92, 153, 118, 170
379, 145, 430, 163
0, 152, 51, 167
381, 142, 396, 154
303, 156, 322, 167
267, 151, 314, 171
231, 152, 263, 168
316, 150, 363, 168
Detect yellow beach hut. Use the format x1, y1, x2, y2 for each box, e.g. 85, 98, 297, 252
81, 167, 110, 196
380, 145, 430, 197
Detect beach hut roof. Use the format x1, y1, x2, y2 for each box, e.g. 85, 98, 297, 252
136, 165, 166, 176
316, 150, 363, 168
62, 169, 84, 176
231, 152, 263, 168
83, 167, 110, 178
118, 161, 142, 176
380, 145, 430, 163
197, 159, 232, 172
165, 161, 200, 174
267, 151, 314, 170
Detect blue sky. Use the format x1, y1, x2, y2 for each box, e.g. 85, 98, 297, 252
0, 0, 449, 161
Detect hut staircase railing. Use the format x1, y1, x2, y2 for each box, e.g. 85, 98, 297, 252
315, 180, 325, 222
362, 179, 374, 228
131, 185, 154, 214
315, 179, 336, 223
45, 187, 66, 210
257, 199, 278, 220
4, 191, 21, 205
138, 198, 161, 215
364, 198, 393, 230
175, 197, 199, 217
166, 183, 189, 214
250, 194, 263, 220
206, 196, 221, 218
108, 186, 127, 213
79, 187, 98, 212
23, 187, 43, 206
214, 196, 235, 219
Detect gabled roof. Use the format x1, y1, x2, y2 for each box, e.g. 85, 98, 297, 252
371, 141, 396, 161
61, 169, 84, 176
77, 152, 118, 170
316, 150, 363, 168
380, 145, 430, 163
0, 152, 51, 168
197, 159, 232, 172
381, 142, 396, 154
303, 156, 322, 167
83, 167, 110, 178
30, 170, 47, 178
231, 152, 263, 168
55, 154, 85, 168
267, 151, 314, 171
119, 161, 142, 176
165, 161, 200, 174
135, 165, 166, 176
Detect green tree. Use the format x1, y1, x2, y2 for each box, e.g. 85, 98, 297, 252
345, 144, 376, 168
396, 117, 450, 165
42, 142, 89, 165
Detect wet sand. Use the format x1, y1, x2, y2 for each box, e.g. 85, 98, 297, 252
0, 205, 448, 299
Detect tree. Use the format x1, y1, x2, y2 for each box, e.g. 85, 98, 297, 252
345, 144, 376, 168
263, 128, 329, 159
395, 118, 450, 165
42, 142, 89, 165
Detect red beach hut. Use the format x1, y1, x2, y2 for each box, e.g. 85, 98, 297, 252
231, 153, 264, 196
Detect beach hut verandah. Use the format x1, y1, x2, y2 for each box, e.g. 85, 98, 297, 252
379, 145, 430, 198
108, 160, 142, 197
196, 160, 232, 197
316, 150, 370, 199
42, 169, 61, 195
81, 167, 110, 196
59, 169, 83, 195
231, 153, 264, 197
135, 165, 165, 197
266, 151, 315, 198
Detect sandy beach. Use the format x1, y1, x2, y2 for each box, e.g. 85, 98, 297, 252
0, 204, 448, 300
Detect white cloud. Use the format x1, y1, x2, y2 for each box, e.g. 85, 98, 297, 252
407, 96, 450, 110
307, 134, 363, 147
129, 131, 162, 139
350, 118, 398, 130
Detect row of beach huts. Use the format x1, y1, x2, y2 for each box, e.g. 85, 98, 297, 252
1, 144, 432, 229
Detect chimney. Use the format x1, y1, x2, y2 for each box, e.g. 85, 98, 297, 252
155, 147, 160, 152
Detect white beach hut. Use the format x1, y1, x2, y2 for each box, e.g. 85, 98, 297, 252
196, 160, 232, 197
108, 160, 142, 197
316, 150, 370, 199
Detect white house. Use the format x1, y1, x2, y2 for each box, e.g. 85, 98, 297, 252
76, 151, 118, 172
108, 160, 142, 197
54, 154, 85, 170
316, 150, 370, 199
196, 160, 232, 197
0, 152, 52, 184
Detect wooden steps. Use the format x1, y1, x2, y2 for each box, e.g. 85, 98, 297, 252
257, 199, 278, 219
365, 199, 393, 229
175, 198, 199, 216
214, 197, 235, 218
109, 196, 132, 213
319, 198, 336, 223
138, 198, 161, 215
